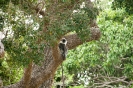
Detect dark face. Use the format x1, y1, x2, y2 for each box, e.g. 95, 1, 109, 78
62, 39, 66, 43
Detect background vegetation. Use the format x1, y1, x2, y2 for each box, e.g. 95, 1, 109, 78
55, 0, 133, 87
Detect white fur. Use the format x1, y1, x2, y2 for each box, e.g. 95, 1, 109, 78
60, 38, 67, 45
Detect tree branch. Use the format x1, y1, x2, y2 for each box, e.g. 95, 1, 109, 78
65, 27, 101, 50
89, 76, 133, 88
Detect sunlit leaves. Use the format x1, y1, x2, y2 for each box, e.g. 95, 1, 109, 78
0, 58, 23, 86
65, 42, 101, 74
97, 9, 133, 78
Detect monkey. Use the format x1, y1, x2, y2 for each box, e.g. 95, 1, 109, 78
58, 38, 68, 88
59, 38, 67, 60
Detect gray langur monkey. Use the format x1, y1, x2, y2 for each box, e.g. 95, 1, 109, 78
59, 38, 68, 60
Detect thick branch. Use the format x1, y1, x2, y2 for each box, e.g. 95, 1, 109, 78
52, 44, 60, 60
34, 7, 46, 16
65, 27, 101, 50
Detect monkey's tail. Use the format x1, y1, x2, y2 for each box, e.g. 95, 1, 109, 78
61, 64, 65, 88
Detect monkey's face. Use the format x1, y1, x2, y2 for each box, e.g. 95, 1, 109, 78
62, 39, 66, 43
60, 38, 67, 45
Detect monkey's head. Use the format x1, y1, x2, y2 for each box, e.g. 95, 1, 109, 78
60, 38, 67, 45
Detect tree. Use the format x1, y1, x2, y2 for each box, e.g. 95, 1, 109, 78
0, 0, 100, 88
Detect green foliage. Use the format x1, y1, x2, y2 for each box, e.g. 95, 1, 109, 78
102, 9, 127, 23
0, 0, 99, 67
56, 8, 133, 87
99, 19, 133, 76
0, 7, 45, 66
112, 0, 133, 14
70, 12, 91, 41
0, 0, 10, 6
0, 58, 23, 86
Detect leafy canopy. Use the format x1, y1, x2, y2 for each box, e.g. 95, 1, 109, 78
0, 0, 98, 66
